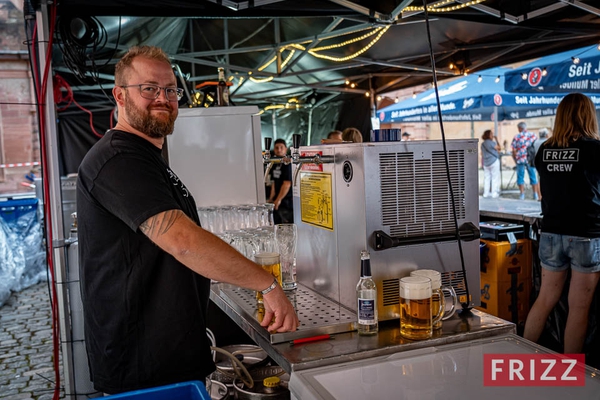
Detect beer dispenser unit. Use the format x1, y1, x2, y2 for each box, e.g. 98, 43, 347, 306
287, 138, 481, 322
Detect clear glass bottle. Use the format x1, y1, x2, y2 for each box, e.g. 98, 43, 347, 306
356, 250, 378, 335
216, 67, 229, 106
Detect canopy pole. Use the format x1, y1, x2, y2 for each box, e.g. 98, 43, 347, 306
307, 108, 313, 145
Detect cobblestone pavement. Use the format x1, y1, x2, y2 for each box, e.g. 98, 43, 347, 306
0, 282, 64, 400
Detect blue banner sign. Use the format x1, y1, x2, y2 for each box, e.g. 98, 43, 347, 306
505, 48, 600, 93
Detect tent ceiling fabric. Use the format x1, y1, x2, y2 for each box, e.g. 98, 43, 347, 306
45, 0, 600, 111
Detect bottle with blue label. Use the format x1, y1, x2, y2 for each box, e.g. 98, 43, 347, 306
356, 250, 378, 335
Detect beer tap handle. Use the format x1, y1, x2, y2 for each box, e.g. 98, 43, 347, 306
263, 137, 273, 184
264, 137, 272, 160
292, 134, 301, 150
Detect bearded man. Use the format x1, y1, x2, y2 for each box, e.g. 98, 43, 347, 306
76, 46, 298, 395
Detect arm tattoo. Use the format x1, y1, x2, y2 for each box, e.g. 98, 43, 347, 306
140, 210, 181, 238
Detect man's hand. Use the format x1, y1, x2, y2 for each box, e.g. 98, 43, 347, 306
261, 286, 299, 332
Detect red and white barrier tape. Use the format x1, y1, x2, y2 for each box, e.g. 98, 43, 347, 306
0, 162, 40, 169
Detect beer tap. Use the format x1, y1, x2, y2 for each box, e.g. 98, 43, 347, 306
263, 137, 274, 184
289, 134, 334, 186
262, 134, 334, 186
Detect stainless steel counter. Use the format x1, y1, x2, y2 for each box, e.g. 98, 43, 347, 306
210, 283, 516, 373
479, 196, 541, 223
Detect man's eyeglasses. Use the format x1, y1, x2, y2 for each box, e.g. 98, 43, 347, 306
120, 84, 184, 102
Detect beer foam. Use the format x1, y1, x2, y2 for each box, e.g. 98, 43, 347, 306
254, 252, 280, 264
410, 269, 442, 289
400, 276, 432, 300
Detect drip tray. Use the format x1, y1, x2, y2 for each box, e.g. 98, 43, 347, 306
216, 283, 356, 344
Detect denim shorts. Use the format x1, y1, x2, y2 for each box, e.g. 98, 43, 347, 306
516, 163, 538, 185
538, 232, 600, 273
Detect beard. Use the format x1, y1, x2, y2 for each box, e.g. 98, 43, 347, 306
123, 94, 178, 139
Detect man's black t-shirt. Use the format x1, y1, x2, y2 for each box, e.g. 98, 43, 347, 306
536, 137, 600, 237
77, 130, 215, 394
271, 163, 293, 203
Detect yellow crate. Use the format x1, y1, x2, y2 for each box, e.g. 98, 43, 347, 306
476, 275, 531, 324
480, 238, 532, 282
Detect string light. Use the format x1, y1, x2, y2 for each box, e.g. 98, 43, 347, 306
521, 72, 527, 80
463, 70, 468, 76
376, 95, 382, 101
542, 68, 547, 76
249, 76, 274, 83
365, 91, 370, 97
311, 28, 384, 52
264, 104, 286, 111
477, 75, 482, 83
350, 83, 356, 88
403, 0, 487, 13
495, 76, 500, 83
394, 97, 399, 103
345, 80, 350, 85
572, 56, 580, 64
306, 26, 391, 62
412, 93, 417, 99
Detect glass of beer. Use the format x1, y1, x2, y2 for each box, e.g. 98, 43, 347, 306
399, 276, 433, 340
254, 252, 282, 304
410, 269, 458, 330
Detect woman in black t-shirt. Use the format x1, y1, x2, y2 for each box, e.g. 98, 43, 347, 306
523, 93, 600, 355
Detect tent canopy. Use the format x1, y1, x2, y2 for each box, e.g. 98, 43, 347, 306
504, 44, 600, 93
377, 65, 600, 123
42, 0, 600, 112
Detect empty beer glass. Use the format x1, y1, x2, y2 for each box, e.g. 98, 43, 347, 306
410, 269, 458, 330
399, 276, 433, 340
254, 252, 282, 304
274, 223, 297, 290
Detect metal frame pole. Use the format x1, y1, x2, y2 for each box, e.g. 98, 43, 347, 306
36, 2, 75, 396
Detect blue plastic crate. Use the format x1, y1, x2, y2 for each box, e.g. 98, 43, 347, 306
0, 198, 39, 224
104, 381, 210, 400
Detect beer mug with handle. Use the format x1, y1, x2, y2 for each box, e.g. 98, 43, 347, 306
410, 269, 458, 330
399, 276, 433, 340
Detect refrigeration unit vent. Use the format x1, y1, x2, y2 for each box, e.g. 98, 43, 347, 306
379, 150, 466, 238
382, 278, 400, 307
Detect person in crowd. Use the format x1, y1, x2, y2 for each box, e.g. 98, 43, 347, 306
342, 127, 363, 143
511, 121, 541, 200
268, 138, 294, 223
402, 132, 411, 141
532, 128, 550, 200
321, 130, 343, 144
327, 130, 343, 140
480, 129, 501, 198
76, 46, 298, 394
523, 93, 600, 355
533, 127, 549, 155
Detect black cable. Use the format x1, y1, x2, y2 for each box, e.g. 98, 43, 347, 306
421, 0, 472, 311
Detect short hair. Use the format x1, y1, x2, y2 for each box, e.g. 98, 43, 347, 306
538, 128, 549, 138
402, 132, 410, 137
327, 130, 343, 139
342, 127, 363, 143
114, 46, 172, 86
517, 122, 527, 130
273, 138, 287, 147
547, 93, 599, 147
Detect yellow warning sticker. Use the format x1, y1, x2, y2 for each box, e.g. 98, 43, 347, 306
300, 172, 333, 231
